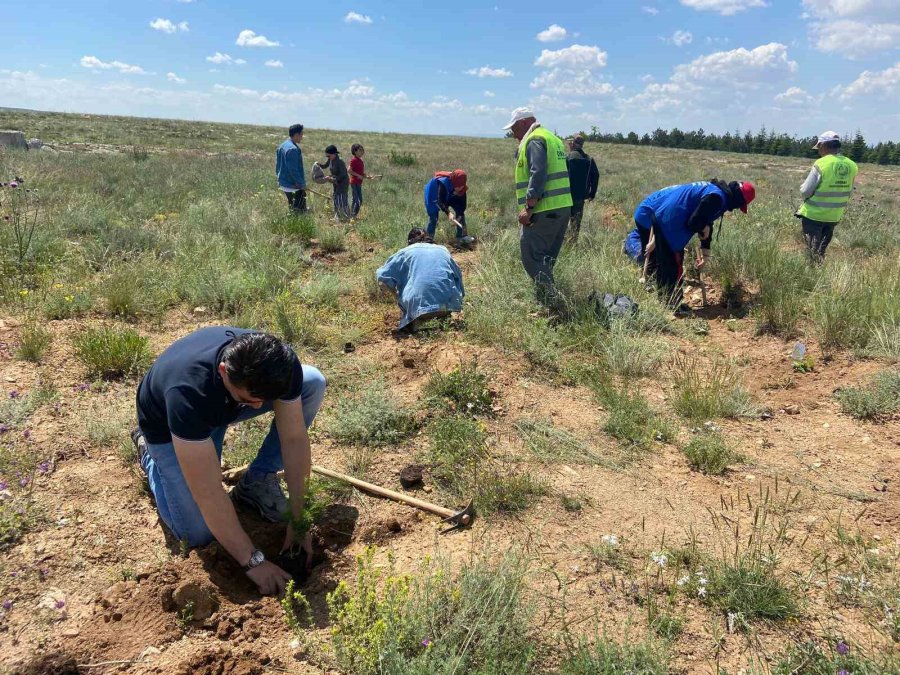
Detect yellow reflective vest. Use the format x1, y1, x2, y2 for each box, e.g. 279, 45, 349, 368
515, 127, 573, 214
798, 154, 858, 223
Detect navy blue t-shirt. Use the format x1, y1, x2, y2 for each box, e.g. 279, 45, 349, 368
136, 326, 304, 444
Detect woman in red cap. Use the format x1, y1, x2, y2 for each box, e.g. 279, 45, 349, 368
423, 169, 474, 245
625, 179, 755, 311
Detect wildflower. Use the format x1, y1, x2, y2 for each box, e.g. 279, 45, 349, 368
19, 477, 28, 487
836, 641, 849, 656
23, 429, 31, 440
0, 424, 9, 434
9, 181, 18, 189
697, 586, 707, 598
838, 671, 849, 675
74, 383, 89, 393
64, 295, 74, 303
9, 390, 19, 399
18, 289, 28, 297
422, 638, 432, 648
53, 283, 63, 289
55, 599, 66, 609
601, 534, 619, 547
0, 480, 7, 491
676, 575, 690, 587
649, 551, 667, 568
2, 599, 11, 610
38, 461, 50, 474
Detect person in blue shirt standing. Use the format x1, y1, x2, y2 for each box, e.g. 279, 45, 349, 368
376, 228, 465, 332
626, 179, 755, 309
276, 124, 307, 213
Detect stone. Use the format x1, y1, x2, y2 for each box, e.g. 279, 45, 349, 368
26, 138, 43, 151
399, 464, 424, 488
783, 404, 800, 415
0, 130, 27, 150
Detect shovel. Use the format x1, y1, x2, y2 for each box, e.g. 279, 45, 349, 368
223, 463, 475, 533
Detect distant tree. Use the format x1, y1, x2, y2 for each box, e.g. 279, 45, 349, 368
849, 130, 867, 162
626, 131, 639, 145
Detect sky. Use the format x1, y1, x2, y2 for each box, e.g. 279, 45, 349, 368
1, 1, 898, 141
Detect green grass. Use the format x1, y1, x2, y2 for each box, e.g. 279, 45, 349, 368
559, 634, 670, 675
514, 417, 602, 465
671, 355, 755, 421
595, 386, 675, 452
326, 383, 418, 447
15, 322, 52, 362
682, 431, 740, 475
834, 370, 900, 420
773, 640, 900, 675
72, 326, 152, 379
423, 361, 494, 416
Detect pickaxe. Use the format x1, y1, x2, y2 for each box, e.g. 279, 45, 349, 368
222, 463, 475, 533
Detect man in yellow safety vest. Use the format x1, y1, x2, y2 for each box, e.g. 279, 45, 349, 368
503, 107, 573, 311
797, 130, 858, 261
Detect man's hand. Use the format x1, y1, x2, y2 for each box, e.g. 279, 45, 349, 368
281, 528, 314, 573
696, 249, 711, 270
518, 207, 533, 226
700, 225, 711, 240
326, 176, 335, 183
246, 561, 292, 595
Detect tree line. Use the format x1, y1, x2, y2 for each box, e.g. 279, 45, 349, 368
577, 126, 900, 165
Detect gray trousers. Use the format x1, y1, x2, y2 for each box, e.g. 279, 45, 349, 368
520, 207, 570, 306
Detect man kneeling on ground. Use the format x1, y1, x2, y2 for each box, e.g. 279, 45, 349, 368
132, 327, 326, 595
376, 227, 465, 332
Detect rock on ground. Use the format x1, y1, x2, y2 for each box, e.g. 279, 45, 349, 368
0, 130, 27, 150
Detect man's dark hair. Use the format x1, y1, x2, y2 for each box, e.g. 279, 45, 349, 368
407, 227, 433, 245
823, 140, 841, 150
351, 143, 363, 155
221, 332, 295, 400
288, 124, 304, 137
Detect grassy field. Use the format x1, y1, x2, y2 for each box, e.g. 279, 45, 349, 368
0, 108, 898, 673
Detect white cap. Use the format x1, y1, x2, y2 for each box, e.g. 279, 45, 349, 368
502, 107, 535, 130
814, 130, 840, 147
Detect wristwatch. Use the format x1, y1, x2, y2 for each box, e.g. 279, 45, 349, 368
243, 549, 265, 571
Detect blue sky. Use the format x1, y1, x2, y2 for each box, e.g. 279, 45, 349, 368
1, 1, 898, 141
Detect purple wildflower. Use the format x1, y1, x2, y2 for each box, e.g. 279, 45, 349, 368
9, 390, 19, 399
2, 600, 11, 610
0, 424, 9, 434
74, 383, 90, 393
0, 480, 8, 491
54, 599, 66, 610
18, 477, 28, 488
836, 641, 849, 656
9, 181, 18, 189
422, 639, 431, 648
38, 461, 50, 474
23, 429, 31, 440
838, 671, 848, 675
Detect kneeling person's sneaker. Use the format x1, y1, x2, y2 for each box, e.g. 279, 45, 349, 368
232, 473, 288, 523
130, 428, 148, 465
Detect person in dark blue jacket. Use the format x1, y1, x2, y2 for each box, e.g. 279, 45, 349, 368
275, 124, 307, 213
423, 170, 474, 245
627, 179, 755, 308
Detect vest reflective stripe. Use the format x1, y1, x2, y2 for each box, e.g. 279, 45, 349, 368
515, 127, 573, 214
798, 154, 858, 223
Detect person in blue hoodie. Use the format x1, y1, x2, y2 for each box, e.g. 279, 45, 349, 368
275, 124, 307, 213
376, 228, 465, 332
423, 170, 474, 245
625, 179, 756, 308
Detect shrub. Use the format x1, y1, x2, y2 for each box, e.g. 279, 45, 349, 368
327, 547, 535, 675
326, 384, 417, 447
476, 467, 547, 515
671, 355, 755, 421
834, 370, 900, 420
388, 150, 416, 167
16, 322, 52, 362
869, 319, 900, 361
560, 634, 669, 675
72, 326, 152, 379
424, 361, 493, 415
682, 431, 739, 475
586, 536, 629, 572
42, 289, 93, 320
596, 386, 675, 451
271, 213, 316, 242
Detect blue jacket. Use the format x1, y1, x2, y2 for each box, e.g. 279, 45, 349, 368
634, 181, 727, 252
276, 139, 306, 190
376, 243, 464, 329
423, 176, 455, 217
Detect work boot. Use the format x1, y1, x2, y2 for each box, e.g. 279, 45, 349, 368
130, 428, 148, 465
231, 472, 288, 523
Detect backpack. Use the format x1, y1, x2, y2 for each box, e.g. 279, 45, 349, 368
588, 291, 639, 326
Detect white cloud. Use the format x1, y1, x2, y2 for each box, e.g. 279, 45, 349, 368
534, 44, 607, 69
802, 0, 900, 56
641, 74, 655, 83
774, 86, 816, 105
530, 69, 617, 96
642, 6, 660, 15
680, 0, 767, 15
484, 90, 495, 97
80, 56, 146, 74
668, 30, 693, 46
839, 61, 900, 98
264, 60, 284, 68
150, 18, 177, 34
345, 11, 373, 24
178, 21, 189, 32
674, 42, 796, 82
235, 29, 279, 47
206, 52, 245, 65
465, 65, 513, 78
176, 0, 196, 3
537, 24, 568, 42
167, 72, 187, 84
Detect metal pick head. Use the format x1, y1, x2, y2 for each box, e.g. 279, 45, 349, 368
440, 500, 476, 534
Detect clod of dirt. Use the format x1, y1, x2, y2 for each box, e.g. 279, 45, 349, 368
313, 503, 359, 549
169, 580, 220, 622
399, 464, 424, 488
18, 652, 81, 675
783, 404, 801, 415
178, 646, 264, 675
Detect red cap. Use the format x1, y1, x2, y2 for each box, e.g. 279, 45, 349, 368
739, 181, 755, 213
450, 169, 468, 194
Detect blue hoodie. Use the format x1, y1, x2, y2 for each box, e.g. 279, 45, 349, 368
633, 181, 727, 252
276, 139, 306, 190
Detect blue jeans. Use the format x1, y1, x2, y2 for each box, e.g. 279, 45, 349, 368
351, 183, 363, 217
139, 366, 327, 547
333, 188, 349, 220
426, 211, 466, 238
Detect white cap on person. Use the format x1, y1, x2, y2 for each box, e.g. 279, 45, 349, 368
502, 107, 535, 130
813, 130, 840, 148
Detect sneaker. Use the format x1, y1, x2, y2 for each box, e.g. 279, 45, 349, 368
231, 473, 288, 523
130, 428, 148, 465
456, 235, 476, 246
673, 303, 693, 317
